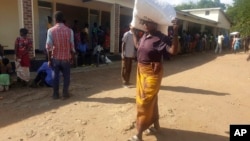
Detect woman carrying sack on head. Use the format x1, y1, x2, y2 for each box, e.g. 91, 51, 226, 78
14, 28, 33, 86
129, 19, 179, 141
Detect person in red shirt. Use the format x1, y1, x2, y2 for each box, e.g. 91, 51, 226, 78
14, 28, 33, 85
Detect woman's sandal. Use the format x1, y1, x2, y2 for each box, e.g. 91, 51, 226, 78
128, 135, 142, 141
144, 127, 158, 135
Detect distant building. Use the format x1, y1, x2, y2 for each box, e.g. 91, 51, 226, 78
181, 7, 231, 35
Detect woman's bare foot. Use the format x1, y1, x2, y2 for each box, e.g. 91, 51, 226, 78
128, 135, 142, 141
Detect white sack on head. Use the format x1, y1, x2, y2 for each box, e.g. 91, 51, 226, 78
131, 0, 176, 35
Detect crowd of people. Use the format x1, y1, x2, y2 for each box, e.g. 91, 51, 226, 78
178, 31, 224, 54
70, 20, 111, 67
177, 30, 250, 55
0, 11, 113, 93
0, 11, 249, 91
0, 11, 249, 93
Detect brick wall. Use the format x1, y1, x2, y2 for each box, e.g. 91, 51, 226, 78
22, 0, 34, 57
22, 0, 33, 39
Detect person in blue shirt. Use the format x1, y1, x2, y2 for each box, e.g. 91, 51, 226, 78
31, 62, 54, 87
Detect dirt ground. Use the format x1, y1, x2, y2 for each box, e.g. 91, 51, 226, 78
0, 50, 250, 141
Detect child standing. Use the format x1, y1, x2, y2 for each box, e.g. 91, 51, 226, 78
0, 58, 13, 92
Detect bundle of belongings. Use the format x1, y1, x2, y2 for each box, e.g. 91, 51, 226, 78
131, 0, 176, 35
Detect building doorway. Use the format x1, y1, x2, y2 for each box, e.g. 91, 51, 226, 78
89, 14, 99, 49
38, 7, 52, 52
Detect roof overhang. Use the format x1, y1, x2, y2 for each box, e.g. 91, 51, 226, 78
176, 10, 218, 27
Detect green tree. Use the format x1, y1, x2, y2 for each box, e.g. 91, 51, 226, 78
214, 0, 226, 9
226, 0, 250, 36
197, 0, 215, 8
175, 2, 197, 10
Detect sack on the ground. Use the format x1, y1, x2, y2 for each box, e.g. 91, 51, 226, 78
93, 45, 103, 55
105, 56, 112, 63
131, 0, 176, 35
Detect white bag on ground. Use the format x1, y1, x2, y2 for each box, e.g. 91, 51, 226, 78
105, 56, 112, 63
131, 0, 176, 35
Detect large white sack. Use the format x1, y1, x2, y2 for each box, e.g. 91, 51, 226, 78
131, 16, 170, 35
131, 0, 176, 35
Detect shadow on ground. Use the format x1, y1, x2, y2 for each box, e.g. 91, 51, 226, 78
0, 50, 229, 128
161, 86, 230, 96
152, 127, 228, 141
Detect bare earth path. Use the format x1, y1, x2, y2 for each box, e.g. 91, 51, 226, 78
0, 51, 250, 141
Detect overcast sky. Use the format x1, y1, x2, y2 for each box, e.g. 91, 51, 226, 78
169, 0, 233, 6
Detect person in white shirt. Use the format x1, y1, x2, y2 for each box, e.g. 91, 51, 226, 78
121, 25, 136, 87
215, 32, 224, 54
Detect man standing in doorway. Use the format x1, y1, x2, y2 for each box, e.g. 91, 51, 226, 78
46, 11, 75, 100
121, 25, 135, 88
215, 32, 224, 54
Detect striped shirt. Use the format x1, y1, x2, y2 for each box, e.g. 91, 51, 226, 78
46, 23, 75, 60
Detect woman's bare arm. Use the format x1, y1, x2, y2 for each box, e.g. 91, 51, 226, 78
132, 29, 140, 49
167, 19, 179, 55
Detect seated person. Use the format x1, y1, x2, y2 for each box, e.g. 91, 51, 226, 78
31, 61, 53, 87
92, 45, 106, 67
0, 57, 13, 92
